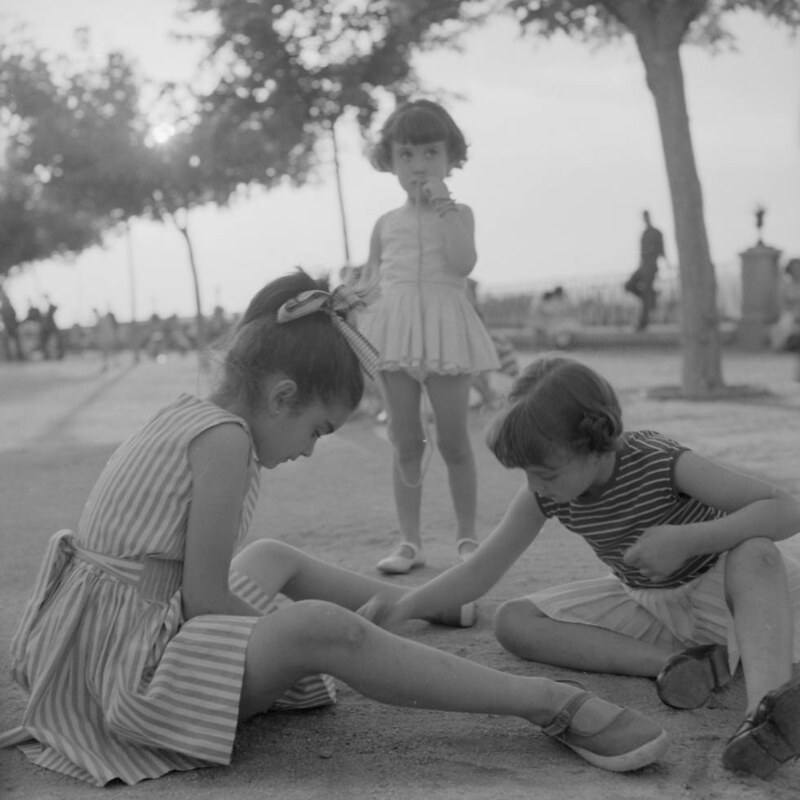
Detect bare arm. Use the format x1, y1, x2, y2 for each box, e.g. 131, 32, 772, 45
182, 423, 261, 620
382, 484, 546, 622
352, 218, 384, 295
624, 451, 800, 578
438, 203, 477, 276
671, 452, 800, 550
367, 218, 382, 272
422, 176, 477, 276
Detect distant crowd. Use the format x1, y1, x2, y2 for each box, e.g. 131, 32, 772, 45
0, 284, 234, 366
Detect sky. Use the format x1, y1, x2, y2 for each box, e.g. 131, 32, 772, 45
1, 1, 799, 327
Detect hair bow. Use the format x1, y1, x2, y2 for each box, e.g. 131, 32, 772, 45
277, 286, 380, 380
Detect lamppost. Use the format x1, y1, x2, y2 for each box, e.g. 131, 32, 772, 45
755, 204, 766, 246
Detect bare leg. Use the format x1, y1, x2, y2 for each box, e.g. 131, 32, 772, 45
425, 373, 477, 545
494, 598, 671, 676
383, 370, 425, 548
725, 538, 794, 714
231, 539, 407, 611
239, 598, 657, 752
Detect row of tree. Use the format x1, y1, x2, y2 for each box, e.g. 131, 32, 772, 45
1, 0, 797, 393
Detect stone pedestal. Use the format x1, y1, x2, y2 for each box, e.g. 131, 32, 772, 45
737, 243, 782, 349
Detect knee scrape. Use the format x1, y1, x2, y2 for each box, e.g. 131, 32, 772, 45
343, 618, 368, 649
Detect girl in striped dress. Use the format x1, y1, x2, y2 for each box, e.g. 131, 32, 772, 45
1, 276, 669, 785
361, 355, 800, 779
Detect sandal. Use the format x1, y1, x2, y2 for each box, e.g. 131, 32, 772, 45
376, 542, 425, 575
656, 644, 732, 709
456, 538, 479, 562
542, 690, 669, 772
722, 674, 800, 778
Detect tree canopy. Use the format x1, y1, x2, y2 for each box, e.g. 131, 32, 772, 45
498, 0, 798, 395
0, 40, 154, 277
184, 0, 490, 178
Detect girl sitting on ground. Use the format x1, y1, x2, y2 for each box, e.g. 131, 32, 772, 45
360, 355, 800, 780
1, 276, 668, 786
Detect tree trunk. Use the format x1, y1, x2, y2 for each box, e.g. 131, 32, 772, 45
635, 38, 725, 396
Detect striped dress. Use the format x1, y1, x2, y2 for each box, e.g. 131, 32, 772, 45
0, 394, 334, 786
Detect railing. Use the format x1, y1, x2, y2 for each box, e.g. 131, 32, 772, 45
481, 261, 742, 330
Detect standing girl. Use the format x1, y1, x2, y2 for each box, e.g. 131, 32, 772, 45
357, 99, 500, 575
1, 277, 668, 785
361, 355, 800, 779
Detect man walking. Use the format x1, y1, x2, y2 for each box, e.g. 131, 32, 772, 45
624, 210, 666, 331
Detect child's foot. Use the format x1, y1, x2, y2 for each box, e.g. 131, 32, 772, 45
456, 537, 479, 562
541, 690, 669, 772
426, 603, 478, 628
655, 644, 732, 709
376, 542, 425, 575
722, 674, 800, 779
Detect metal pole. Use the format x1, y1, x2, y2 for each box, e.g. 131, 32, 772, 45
331, 119, 351, 267
126, 221, 141, 363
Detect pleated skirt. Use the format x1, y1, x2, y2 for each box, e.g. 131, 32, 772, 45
525, 545, 800, 674
359, 282, 500, 379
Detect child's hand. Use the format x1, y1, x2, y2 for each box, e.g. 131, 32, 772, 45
421, 177, 450, 202
357, 590, 408, 628
623, 525, 692, 581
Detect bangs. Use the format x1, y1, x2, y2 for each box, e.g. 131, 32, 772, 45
486, 401, 563, 470
389, 106, 450, 145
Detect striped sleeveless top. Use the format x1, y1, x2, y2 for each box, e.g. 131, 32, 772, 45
537, 430, 723, 589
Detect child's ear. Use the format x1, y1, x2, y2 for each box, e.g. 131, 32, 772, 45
267, 378, 298, 415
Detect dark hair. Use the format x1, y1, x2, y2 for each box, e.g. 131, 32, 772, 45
487, 356, 622, 469
785, 258, 800, 278
371, 99, 468, 173
211, 269, 364, 413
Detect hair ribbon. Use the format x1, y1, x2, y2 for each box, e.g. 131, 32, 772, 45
277, 285, 380, 380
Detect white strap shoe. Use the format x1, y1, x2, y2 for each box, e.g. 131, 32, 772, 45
376, 542, 426, 574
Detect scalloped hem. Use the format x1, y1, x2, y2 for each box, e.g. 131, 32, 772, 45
379, 359, 484, 381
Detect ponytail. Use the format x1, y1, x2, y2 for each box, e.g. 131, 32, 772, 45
212, 269, 364, 412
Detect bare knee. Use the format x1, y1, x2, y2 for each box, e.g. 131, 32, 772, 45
236, 539, 292, 561
725, 537, 784, 605
279, 599, 368, 653
436, 431, 472, 466
493, 598, 545, 656
392, 430, 426, 464
232, 537, 298, 574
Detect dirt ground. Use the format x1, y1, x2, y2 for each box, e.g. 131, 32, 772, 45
2, 346, 800, 800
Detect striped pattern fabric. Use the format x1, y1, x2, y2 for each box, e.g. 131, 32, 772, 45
1, 395, 334, 786
537, 430, 723, 589
78, 394, 260, 560
276, 286, 381, 379
229, 571, 337, 711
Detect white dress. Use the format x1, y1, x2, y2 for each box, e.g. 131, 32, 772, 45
359, 204, 500, 380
